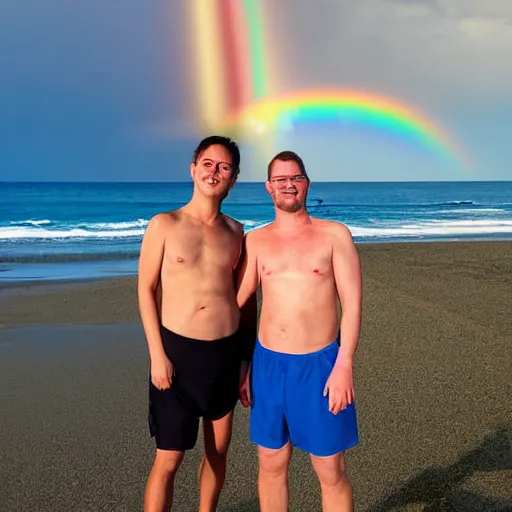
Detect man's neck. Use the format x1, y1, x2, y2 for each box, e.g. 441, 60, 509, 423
184, 194, 222, 224
273, 208, 311, 231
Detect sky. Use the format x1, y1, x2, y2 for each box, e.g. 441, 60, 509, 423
0, 0, 511, 182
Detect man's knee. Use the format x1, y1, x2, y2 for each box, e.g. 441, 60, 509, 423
203, 413, 233, 467
153, 449, 184, 478
203, 443, 229, 473
311, 452, 350, 488
204, 433, 230, 462
258, 444, 292, 476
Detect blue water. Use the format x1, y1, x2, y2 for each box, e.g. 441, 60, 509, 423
1, 181, 511, 282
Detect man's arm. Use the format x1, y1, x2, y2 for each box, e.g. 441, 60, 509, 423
235, 232, 260, 363
236, 231, 260, 308
323, 223, 362, 414
332, 223, 362, 365
138, 214, 173, 388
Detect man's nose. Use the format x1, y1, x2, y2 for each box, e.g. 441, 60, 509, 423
208, 163, 222, 174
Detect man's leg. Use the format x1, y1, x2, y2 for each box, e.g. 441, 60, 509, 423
283, 341, 359, 511
144, 449, 185, 512
258, 442, 293, 512
310, 452, 353, 512
198, 410, 234, 512
250, 340, 290, 511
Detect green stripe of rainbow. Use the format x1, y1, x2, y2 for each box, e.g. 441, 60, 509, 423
241, 0, 267, 99
219, 90, 471, 166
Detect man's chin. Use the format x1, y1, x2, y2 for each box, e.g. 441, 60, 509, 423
275, 201, 304, 213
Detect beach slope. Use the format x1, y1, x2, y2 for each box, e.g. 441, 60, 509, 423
1, 241, 511, 511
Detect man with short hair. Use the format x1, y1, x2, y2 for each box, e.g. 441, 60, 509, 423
237, 151, 362, 512
138, 136, 250, 512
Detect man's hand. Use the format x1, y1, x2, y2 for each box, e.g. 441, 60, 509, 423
239, 361, 251, 408
151, 353, 174, 391
323, 360, 354, 415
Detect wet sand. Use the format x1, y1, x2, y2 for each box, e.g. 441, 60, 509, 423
1, 241, 511, 511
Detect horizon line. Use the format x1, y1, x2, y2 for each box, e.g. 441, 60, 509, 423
1, 179, 511, 184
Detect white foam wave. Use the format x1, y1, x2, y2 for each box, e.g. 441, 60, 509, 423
86, 219, 148, 229
2, 218, 512, 241
348, 219, 512, 238
241, 220, 264, 228
0, 226, 145, 240
10, 219, 51, 226
439, 208, 504, 214
242, 220, 271, 231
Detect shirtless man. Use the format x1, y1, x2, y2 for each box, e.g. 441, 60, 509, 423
138, 136, 250, 512
237, 151, 362, 512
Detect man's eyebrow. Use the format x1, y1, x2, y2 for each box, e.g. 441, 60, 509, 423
201, 158, 232, 166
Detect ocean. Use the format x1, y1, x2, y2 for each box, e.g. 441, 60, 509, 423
1, 181, 511, 282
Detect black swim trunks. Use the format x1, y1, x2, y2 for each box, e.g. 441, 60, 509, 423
148, 325, 242, 451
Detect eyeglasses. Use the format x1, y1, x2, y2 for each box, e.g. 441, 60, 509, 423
270, 175, 308, 186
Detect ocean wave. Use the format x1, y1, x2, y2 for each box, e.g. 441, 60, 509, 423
242, 218, 512, 238
0, 218, 270, 240
10, 219, 52, 226
0, 226, 146, 240
240, 219, 267, 228
438, 208, 504, 214
85, 219, 148, 229
348, 219, 512, 238
1, 251, 141, 264
2, 217, 512, 241
304, 201, 484, 209
441, 200, 474, 206
243, 221, 272, 231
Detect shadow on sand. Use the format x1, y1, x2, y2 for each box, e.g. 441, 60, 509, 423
368, 424, 512, 512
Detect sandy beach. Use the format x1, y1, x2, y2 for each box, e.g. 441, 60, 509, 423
1, 241, 511, 511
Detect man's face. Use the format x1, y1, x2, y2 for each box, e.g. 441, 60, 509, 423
265, 160, 309, 213
190, 144, 237, 199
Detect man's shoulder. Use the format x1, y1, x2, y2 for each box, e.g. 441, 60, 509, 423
245, 222, 273, 243
148, 210, 180, 227
144, 210, 180, 234
222, 215, 245, 237
241, 224, 273, 258
313, 218, 354, 243
141, 211, 180, 247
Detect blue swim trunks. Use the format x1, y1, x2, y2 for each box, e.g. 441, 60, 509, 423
250, 339, 359, 457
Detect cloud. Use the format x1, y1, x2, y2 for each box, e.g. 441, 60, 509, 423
457, 16, 511, 40
270, 0, 512, 110
438, 0, 512, 19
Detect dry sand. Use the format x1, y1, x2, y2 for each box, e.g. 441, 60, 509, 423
1, 241, 511, 511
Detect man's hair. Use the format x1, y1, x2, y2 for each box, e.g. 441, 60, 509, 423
267, 151, 309, 182
193, 135, 241, 176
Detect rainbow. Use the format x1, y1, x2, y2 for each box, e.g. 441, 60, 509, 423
190, 0, 268, 133
218, 90, 470, 166
190, 1, 470, 169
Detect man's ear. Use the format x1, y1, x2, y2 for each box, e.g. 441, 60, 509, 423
229, 173, 239, 189
264, 180, 272, 195
189, 162, 195, 179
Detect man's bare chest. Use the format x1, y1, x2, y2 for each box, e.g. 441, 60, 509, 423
259, 239, 332, 277
164, 226, 240, 270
